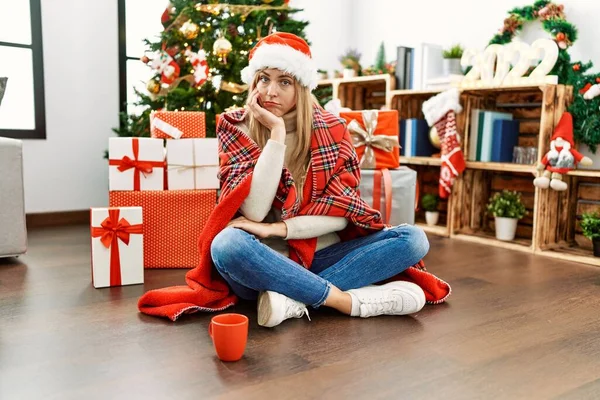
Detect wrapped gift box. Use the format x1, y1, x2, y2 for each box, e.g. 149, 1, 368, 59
90, 207, 144, 288
109, 190, 216, 268
167, 138, 219, 190
340, 109, 400, 170
359, 167, 417, 225
109, 137, 165, 191
150, 110, 206, 139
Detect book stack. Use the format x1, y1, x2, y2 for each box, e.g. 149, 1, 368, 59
400, 118, 437, 157
468, 110, 520, 162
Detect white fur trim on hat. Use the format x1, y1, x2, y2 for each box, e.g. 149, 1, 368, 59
241, 43, 319, 91
421, 88, 463, 126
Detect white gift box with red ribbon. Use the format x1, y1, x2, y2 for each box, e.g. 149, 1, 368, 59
90, 207, 144, 288
108, 137, 165, 191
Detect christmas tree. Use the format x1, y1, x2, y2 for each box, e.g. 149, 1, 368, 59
374, 41, 386, 72
113, 0, 309, 140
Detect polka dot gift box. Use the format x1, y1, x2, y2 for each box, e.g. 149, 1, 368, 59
150, 111, 207, 140
109, 190, 216, 268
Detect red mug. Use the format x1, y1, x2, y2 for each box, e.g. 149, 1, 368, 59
208, 313, 249, 362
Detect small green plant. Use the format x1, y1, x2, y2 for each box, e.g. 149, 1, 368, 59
442, 44, 464, 59
421, 194, 439, 212
339, 48, 362, 69
580, 212, 600, 240
487, 190, 527, 219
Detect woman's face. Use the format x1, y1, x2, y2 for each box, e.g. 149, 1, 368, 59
255, 68, 297, 117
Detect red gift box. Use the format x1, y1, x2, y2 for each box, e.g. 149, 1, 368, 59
340, 110, 400, 170
109, 190, 216, 268
150, 111, 206, 139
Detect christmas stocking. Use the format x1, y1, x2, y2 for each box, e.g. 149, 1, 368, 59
422, 88, 466, 199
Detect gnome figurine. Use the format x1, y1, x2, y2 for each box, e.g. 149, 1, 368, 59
534, 112, 593, 191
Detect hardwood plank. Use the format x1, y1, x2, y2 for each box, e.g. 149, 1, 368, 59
508, 107, 542, 119
519, 121, 540, 135
26, 210, 89, 229
518, 135, 539, 148
579, 183, 600, 201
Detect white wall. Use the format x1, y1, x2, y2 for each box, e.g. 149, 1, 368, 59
348, 0, 600, 77
289, 0, 352, 73
24, 0, 599, 213
23, 0, 119, 213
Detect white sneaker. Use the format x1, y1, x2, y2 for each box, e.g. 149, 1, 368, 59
347, 281, 426, 318
257, 291, 310, 328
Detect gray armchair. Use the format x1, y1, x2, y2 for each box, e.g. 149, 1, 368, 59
0, 77, 6, 106
0, 136, 27, 257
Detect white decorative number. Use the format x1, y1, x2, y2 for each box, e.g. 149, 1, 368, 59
480, 44, 505, 85
503, 41, 532, 85
457, 38, 558, 88
529, 38, 559, 80
461, 48, 482, 83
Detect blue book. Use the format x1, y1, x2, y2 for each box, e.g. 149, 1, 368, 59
478, 111, 513, 162
400, 119, 432, 157
400, 119, 412, 156
413, 119, 436, 156
491, 120, 520, 162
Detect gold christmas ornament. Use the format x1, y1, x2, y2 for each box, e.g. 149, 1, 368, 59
429, 126, 441, 149
179, 20, 200, 40
213, 36, 232, 62
262, 0, 274, 3
147, 79, 160, 94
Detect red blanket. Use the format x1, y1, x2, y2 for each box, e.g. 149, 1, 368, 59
138, 106, 451, 321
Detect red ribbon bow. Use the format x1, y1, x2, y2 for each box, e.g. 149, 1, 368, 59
91, 209, 143, 286
109, 138, 165, 190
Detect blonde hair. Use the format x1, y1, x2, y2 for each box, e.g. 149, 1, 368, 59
246, 72, 316, 202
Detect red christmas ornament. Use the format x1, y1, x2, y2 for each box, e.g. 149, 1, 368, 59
596, 77, 600, 84
141, 55, 150, 64
556, 32, 565, 41
573, 64, 581, 71
165, 45, 180, 58
580, 82, 592, 94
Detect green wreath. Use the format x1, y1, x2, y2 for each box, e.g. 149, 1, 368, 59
489, 0, 600, 152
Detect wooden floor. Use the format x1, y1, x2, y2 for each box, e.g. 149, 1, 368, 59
3, 225, 600, 399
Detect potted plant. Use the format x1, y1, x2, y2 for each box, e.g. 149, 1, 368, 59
317, 69, 328, 80
486, 190, 527, 241
442, 44, 464, 76
421, 194, 439, 226
339, 48, 362, 79
580, 211, 600, 256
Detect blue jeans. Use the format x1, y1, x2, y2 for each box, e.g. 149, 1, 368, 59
210, 224, 429, 308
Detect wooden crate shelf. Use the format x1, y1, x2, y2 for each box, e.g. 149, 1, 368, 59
400, 156, 442, 166
416, 223, 449, 237
316, 74, 394, 110
452, 232, 533, 253
536, 244, 600, 267
412, 164, 452, 238
389, 83, 600, 266
465, 161, 535, 173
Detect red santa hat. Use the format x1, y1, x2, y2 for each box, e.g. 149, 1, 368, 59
551, 112, 575, 146
241, 32, 319, 90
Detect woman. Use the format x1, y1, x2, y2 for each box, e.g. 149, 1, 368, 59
211, 32, 431, 328
137, 33, 450, 325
